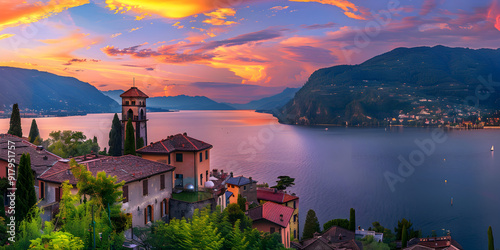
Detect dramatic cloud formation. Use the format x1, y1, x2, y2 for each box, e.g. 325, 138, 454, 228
0, 0, 88, 32
202, 8, 238, 26
289, 0, 366, 20
0, 34, 14, 40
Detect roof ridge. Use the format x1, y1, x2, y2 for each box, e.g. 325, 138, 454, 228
40, 164, 70, 179
159, 141, 170, 152
182, 134, 199, 150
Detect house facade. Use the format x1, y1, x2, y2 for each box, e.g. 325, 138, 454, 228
137, 133, 212, 191
257, 187, 300, 240
226, 174, 257, 204
247, 202, 295, 248
37, 155, 175, 227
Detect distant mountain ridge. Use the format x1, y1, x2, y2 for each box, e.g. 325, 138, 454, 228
0, 67, 119, 113
277, 45, 500, 126
101, 90, 235, 110
227, 87, 300, 111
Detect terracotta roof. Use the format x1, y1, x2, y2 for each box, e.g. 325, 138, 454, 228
226, 176, 256, 186
405, 236, 463, 250
295, 226, 360, 250
246, 202, 294, 228
257, 188, 298, 204
120, 87, 149, 98
137, 133, 212, 153
38, 155, 174, 184
0, 134, 62, 176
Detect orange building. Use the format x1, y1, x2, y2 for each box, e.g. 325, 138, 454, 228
226, 173, 257, 204
137, 133, 212, 191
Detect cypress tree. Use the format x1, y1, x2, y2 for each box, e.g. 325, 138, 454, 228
401, 224, 408, 248
108, 113, 123, 156
124, 118, 136, 155
28, 119, 40, 143
7, 103, 22, 137
349, 208, 356, 231
136, 136, 144, 150
14, 153, 37, 224
302, 209, 320, 240
488, 226, 494, 250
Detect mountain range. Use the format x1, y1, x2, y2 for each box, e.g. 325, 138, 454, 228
277, 45, 500, 126
226, 87, 300, 111
0, 67, 119, 114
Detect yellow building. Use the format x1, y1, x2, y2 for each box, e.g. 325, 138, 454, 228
257, 188, 300, 240
137, 133, 212, 191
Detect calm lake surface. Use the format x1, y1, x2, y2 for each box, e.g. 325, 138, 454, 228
2, 110, 499, 249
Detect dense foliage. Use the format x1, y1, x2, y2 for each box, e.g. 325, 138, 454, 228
401, 225, 408, 248
133, 205, 285, 250
488, 226, 494, 250
323, 219, 350, 232
45, 130, 100, 158
108, 113, 123, 156
302, 209, 320, 240
7, 103, 22, 137
271, 176, 295, 191
360, 235, 390, 250
349, 208, 356, 231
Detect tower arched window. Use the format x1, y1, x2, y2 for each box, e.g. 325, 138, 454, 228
127, 109, 134, 120
140, 109, 145, 120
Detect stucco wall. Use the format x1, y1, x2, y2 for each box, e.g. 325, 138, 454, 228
252, 220, 290, 248
121, 172, 173, 228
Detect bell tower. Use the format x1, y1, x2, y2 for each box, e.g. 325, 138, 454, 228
120, 84, 149, 149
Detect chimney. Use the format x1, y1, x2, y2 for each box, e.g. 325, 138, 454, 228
313, 232, 320, 238
221, 170, 224, 175
43, 156, 48, 160
249, 177, 252, 182
230, 172, 233, 177
183, 132, 187, 136
358, 226, 361, 231
280, 214, 283, 221
338, 233, 343, 240
245, 202, 249, 211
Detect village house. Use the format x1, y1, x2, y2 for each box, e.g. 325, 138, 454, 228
355, 227, 383, 242
246, 202, 295, 248
257, 187, 300, 240
137, 133, 213, 192
37, 155, 175, 227
291, 226, 362, 250
404, 236, 463, 250
226, 173, 257, 205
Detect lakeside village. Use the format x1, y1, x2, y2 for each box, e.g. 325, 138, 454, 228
0, 87, 488, 249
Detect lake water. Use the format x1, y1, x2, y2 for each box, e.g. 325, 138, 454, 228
2, 110, 499, 249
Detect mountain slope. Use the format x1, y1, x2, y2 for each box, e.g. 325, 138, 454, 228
0, 67, 119, 113
278, 46, 500, 125
228, 87, 300, 110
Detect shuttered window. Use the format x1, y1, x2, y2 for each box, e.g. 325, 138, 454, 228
123, 185, 129, 203
55, 187, 61, 202
143, 179, 148, 196
160, 175, 165, 190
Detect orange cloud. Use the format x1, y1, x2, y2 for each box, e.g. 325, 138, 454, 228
173, 22, 184, 29
111, 32, 122, 38
0, 34, 15, 40
0, 0, 89, 32
289, 0, 366, 20
105, 0, 227, 19
203, 8, 238, 26
487, 0, 500, 31
270, 6, 290, 11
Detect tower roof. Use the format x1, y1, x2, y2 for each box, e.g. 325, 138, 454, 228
120, 87, 149, 98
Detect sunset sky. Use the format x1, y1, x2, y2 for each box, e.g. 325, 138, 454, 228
1, 0, 500, 103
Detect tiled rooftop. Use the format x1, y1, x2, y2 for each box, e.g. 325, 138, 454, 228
246, 202, 294, 228
137, 133, 212, 153
120, 87, 149, 98
226, 176, 256, 186
257, 187, 298, 204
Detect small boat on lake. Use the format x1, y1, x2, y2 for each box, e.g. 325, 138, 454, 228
491, 145, 494, 151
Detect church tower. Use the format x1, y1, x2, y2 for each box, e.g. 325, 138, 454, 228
120, 86, 149, 149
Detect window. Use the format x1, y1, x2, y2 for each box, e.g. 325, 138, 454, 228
39, 181, 45, 199
123, 185, 129, 203
270, 227, 275, 234
176, 153, 183, 162
55, 187, 61, 202
168, 154, 171, 164
160, 174, 165, 190
206, 170, 208, 182
294, 230, 297, 239
199, 152, 203, 162
131, 101, 136, 105
143, 179, 148, 196
243, 185, 246, 191
294, 214, 297, 222
200, 174, 203, 185
145, 205, 153, 224
125, 101, 129, 105
205, 150, 208, 160
293, 201, 296, 209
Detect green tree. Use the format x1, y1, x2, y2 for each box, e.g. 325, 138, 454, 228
395, 218, 417, 240
15, 153, 37, 225
29, 231, 84, 249
349, 208, 356, 231
488, 226, 494, 250
401, 224, 408, 248
237, 194, 247, 211
271, 176, 295, 191
225, 203, 252, 231
136, 136, 144, 150
8, 103, 22, 137
302, 209, 320, 240
46, 131, 99, 158
91, 136, 100, 154
124, 118, 136, 155
28, 119, 40, 143
323, 219, 349, 232
360, 235, 390, 250
108, 114, 123, 156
